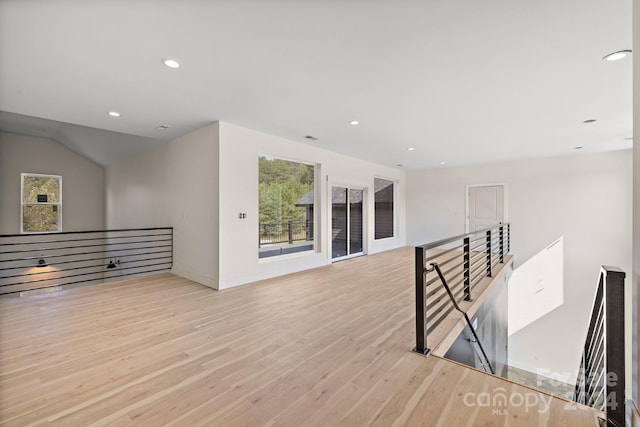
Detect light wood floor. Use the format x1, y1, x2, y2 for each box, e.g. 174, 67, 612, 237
0, 247, 599, 426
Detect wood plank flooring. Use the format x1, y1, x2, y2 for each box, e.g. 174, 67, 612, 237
0, 247, 599, 426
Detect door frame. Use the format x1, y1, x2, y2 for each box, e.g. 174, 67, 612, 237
465, 183, 507, 233
328, 182, 368, 262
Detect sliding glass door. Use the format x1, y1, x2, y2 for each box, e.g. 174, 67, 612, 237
331, 186, 364, 260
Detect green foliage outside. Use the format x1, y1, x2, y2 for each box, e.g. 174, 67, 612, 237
23, 176, 60, 203
23, 205, 59, 232
22, 176, 60, 232
259, 157, 313, 225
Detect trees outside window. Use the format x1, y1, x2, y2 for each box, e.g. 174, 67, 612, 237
21, 173, 62, 233
258, 157, 315, 258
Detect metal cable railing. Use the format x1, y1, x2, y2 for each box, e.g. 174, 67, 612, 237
414, 223, 510, 355
0, 227, 173, 295
574, 266, 625, 427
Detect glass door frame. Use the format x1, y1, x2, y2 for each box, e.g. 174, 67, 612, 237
329, 183, 367, 262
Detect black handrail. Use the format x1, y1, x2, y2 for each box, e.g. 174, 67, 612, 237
414, 223, 510, 355
430, 262, 495, 374
574, 266, 625, 427
415, 223, 507, 251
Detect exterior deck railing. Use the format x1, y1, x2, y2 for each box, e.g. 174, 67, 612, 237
259, 220, 313, 247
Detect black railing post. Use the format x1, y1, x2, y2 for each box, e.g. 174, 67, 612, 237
485, 230, 492, 277
463, 237, 471, 301
499, 225, 504, 263
414, 246, 429, 354
288, 220, 293, 244
507, 223, 510, 253
574, 266, 626, 426
603, 266, 626, 427
411, 223, 510, 358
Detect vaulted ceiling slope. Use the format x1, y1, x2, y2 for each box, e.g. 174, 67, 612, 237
0, 111, 165, 166
0, 0, 632, 169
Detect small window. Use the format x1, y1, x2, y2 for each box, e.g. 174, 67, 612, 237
374, 178, 394, 239
21, 173, 62, 233
259, 156, 315, 258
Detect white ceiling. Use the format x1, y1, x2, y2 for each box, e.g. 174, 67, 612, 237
0, 0, 632, 170
0, 111, 164, 166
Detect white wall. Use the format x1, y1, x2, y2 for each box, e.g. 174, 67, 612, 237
218, 122, 406, 289
508, 237, 564, 337
0, 131, 104, 234
105, 120, 405, 290
406, 150, 632, 380
633, 0, 640, 414
106, 123, 219, 288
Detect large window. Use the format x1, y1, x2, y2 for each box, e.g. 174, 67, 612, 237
258, 156, 315, 258
374, 177, 394, 239
21, 173, 62, 233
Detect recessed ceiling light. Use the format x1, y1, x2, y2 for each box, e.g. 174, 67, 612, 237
304, 135, 318, 141
156, 124, 169, 130
408, 147, 415, 151
583, 119, 596, 123
602, 50, 632, 62
349, 120, 359, 126
108, 111, 121, 117
396, 164, 404, 167
162, 58, 181, 69
440, 161, 446, 165
574, 146, 583, 150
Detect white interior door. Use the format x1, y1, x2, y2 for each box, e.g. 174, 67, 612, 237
468, 185, 505, 232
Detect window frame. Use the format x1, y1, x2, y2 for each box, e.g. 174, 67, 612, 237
257, 155, 318, 260
373, 176, 396, 240
328, 181, 368, 261
20, 173, 62, 234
